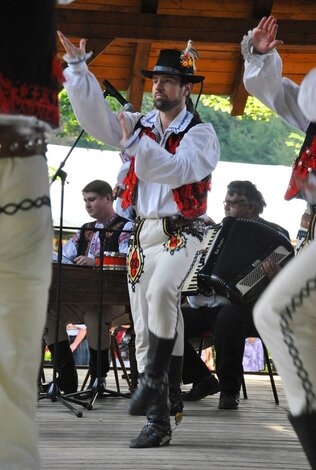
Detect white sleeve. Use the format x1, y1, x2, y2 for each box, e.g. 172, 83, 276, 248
134, 123, 220, 188
63, 64, 142, 148
62, 235, 79, 263
187, 294, 231, 308
298, 68, 316, 123
243, 49, 309, 132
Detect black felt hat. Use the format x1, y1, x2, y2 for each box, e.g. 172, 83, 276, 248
141, 42, 204, 84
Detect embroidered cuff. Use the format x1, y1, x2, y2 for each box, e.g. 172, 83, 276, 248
241, 30, 254, 62
63, 51, 93, 66
241, 30, 272, 67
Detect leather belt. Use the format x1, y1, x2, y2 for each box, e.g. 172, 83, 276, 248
165, 216, 205, 241
132, 216, 205, 242
0, 124, 47, 158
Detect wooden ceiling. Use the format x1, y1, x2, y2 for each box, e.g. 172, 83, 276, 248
56, 0, 316, 115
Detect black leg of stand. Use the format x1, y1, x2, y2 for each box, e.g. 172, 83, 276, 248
38, 169, 88, 417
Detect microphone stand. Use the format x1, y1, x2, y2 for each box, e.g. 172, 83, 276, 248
39, 166, 90, 417
50, 130, 85, 186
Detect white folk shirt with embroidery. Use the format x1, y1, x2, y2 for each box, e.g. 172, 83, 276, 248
63, 62, 220, 219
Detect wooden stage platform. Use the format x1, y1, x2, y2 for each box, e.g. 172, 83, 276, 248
37, 370, 310, 470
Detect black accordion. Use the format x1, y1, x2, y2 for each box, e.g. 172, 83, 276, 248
182, 217, 294, 305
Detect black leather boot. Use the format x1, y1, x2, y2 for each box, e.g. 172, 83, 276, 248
128, 332, 175, 416
129, 371, 169, 416
48, 341, 78, 394
289, 412, 316, 469
168, 355, 184, 416
129, 377, 172, 448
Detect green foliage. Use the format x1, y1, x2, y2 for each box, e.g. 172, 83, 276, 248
50, 89, 305, 166
196, 94, 304, 166
52, 89, 124, 150
285, 132, 305, 156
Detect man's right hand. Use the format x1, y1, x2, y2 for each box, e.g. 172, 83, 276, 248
73, 255, 95, 266
252, 16, 284, 54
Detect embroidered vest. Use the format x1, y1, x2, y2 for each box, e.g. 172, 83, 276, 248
77, 215, 128, 256
121, 116, 211, 218
284, 122, 316, 200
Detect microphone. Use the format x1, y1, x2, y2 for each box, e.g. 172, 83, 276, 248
102, 79, 134, 112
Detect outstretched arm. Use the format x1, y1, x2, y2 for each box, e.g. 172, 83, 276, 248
242, 16, 309, 132
57, 32, 142, 147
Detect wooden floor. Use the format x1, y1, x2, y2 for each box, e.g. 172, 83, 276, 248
37, 370, 310, 470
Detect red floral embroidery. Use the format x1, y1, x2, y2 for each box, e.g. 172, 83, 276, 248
130, 249, 140, 279
121, 157, 137, 209
0, 69, 60, 128
285, 135, 316, 200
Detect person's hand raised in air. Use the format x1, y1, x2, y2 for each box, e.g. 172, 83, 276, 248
251, 16, 284, 54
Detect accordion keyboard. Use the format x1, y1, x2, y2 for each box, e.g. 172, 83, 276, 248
236, 245, 292, 296
182, 225, 220, 295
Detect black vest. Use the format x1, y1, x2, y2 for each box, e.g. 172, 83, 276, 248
76, 215, 128, 257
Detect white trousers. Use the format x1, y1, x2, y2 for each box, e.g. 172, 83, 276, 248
128, 218, 202, 373
0, 156, 52, 470
254, 240, 316, 416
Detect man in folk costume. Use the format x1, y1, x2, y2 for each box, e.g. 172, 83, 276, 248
58, 32, 220, 447
46, 179, 131, 396
242, 15, 316, 469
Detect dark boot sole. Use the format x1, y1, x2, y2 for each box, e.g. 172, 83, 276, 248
129, 434, 172, 448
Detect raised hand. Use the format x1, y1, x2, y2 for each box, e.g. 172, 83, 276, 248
117, 112, 130, 142
252, 16, 284, 54
57, 30, 87, 59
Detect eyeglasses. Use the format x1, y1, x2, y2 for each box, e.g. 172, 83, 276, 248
223, 199, 247, 207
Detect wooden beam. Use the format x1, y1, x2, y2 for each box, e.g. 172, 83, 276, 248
127, 43, 151, 112
230, 58, 249, 116
252, 0, 274, 18
86, 39, 114, 64
56, 9, 316, 45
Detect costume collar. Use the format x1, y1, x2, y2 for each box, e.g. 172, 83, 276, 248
140, 107, 194, 134
95, 214, 118, 228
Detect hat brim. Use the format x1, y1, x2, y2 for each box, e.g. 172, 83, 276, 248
141, 69, 204, 84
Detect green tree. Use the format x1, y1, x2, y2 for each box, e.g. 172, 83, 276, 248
197, 94, 304, 165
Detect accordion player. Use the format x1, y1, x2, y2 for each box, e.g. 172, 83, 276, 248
182, 216, 294, 306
